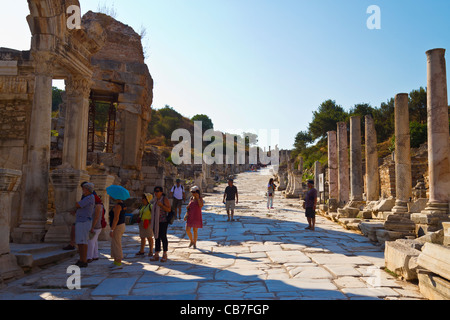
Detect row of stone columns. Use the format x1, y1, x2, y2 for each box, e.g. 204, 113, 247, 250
326, 48, 449, 225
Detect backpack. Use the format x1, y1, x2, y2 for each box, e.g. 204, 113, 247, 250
100, 206, 107, 228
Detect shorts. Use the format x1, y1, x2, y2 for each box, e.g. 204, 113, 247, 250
172, 198, 183, 209
75, 220, 92, 245
305, 207, 316, 219
226, 200, 236, 211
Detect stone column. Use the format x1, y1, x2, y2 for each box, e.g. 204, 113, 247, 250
327, 131, 338, 200
350, 116, 363, 201
365, 115, 379, 201
45, 76, 92, 243
44, 168, 90, 243
0, 169, 23, 281
12, 52, 54, 243
62, 76, 92, 170
420, 49, 450, 216
314, 161, 322, 191
391, 93, 412, 213
337, 122, 349, 206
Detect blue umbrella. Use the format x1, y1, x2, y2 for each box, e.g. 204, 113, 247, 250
106, 185, 130, 200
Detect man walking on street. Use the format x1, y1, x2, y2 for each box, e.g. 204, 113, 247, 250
170, 179, 185, 220
303, 179, 317, 231
223, 178, 238, 222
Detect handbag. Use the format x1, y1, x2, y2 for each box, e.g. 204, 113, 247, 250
167, 210, 176, 225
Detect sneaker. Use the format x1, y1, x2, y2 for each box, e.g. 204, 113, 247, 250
110, 264, 123, 270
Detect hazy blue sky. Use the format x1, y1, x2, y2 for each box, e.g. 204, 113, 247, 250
2, 0, 450, 149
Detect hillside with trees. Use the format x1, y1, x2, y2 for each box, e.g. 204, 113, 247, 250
292, 87, 450, 171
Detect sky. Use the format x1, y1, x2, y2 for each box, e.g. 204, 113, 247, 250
1, 0, 450, 149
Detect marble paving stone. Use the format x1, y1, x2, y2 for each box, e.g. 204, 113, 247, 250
289, 266, 334, 279
91, 277, 139, 296
265, 278, 338, 292
324, 264, 362, 277
266, 250, 311, 264
131, 281, 199, 296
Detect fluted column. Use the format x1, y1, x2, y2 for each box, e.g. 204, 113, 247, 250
0, 169, 23, 281
13, 51, 54, 243
327, 131, 338, 200
422, 48, 450, 215
337, 122, 349, 206
63, 76, 92, 170
392, 93, 412, 213
350, 116, 363, 201
365, 115, 379, 201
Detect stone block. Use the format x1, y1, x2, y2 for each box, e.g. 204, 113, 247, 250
417, 243, 450, 281
442, 222, 450, 247
417, 269, 450, 300
385, 240, 421, 280
384, 214, 416, 232
377, 229, 414, 244
373, 198, 395, 212
359, 221, 385, 242
408, 198, 428, 213
357, 210, 372, 219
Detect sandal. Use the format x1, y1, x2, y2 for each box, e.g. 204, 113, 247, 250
135, 251, 145, 256
160, 255, 168, 263
150, 255, 160, 262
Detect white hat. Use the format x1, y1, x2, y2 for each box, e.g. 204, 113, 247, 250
190, 186, 199, 192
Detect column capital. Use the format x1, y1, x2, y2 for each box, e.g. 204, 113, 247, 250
65, 75, 92, 98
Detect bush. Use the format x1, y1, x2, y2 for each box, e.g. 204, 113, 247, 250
410, 121, 427, 148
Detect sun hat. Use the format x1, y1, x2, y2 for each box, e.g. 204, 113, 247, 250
190, 186, 200, 192
82, 182, 95, 193
143, 193, 153, 203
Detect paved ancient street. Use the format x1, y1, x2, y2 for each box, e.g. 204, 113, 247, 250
0, 168, 424, 300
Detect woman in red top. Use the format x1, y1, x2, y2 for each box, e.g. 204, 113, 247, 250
185, 186, 203, 249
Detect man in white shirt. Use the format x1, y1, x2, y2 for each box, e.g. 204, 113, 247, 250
170, 179, 186, 219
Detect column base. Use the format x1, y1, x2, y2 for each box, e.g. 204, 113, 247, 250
0, 253, 23, 282
391, 200, 409, 213
11, 220, 47, 244
411, 202, 450, 237
421, 201, 449, 215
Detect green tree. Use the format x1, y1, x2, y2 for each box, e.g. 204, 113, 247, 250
308, 100, 348, 141
52, 86, 63, 113
372, 98, 395, 143
409, 87, 427, 124
410, 121, 427, 148
293, 130, 313, 154
191, 114, 214, 132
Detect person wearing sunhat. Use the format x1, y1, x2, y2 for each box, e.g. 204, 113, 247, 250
303, 179, 318, 231
74, 182, 96, 268
136, 193, 154, 257
185, 186, 203, 249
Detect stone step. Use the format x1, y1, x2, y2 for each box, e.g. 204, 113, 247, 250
10, 243, 77, 269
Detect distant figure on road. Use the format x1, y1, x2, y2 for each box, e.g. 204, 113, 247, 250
170, 179, 185, 220
223, 178, 238, 221
303, 179, 317, 231
267, 178, 277, 210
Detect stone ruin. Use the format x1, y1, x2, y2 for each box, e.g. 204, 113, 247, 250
272, 48, 450, 299
316, 48, 450, 299
0, 1, 256, 284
